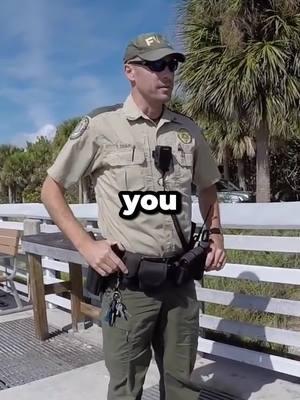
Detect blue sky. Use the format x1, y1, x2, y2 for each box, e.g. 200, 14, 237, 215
0, 0, 181, 146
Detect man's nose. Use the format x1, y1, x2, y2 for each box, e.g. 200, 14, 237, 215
163, 65, 174, 74
160, 68, 174, 81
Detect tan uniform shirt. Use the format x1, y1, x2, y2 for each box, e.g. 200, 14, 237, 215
47, 94, 220, 256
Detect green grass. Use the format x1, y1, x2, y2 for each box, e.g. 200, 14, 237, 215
201, 230, 300, 357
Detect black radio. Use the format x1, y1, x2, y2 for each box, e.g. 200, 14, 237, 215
152, 145, 173, 175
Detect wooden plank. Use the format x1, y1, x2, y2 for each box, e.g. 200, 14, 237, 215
0, 221, 23, 230
224, 235, 300, 253
0, 203, 97, 221
22, 241, 87, 266
69, 262, 84, 332
13, 281, 29, 295
80, 301, 101, 320
0, 234, 18, 251
192, 201, 300, 229
206, 264, 300, 285
1, 201, 300, 228
0, 228, 20, 238
196, 288, 300, 317
45, 294, 71, 310
0, 229, 20, 257
200, 314, 300, 348
198, 337, 300, 377
22, 232, 104, 266
23, 232, 78, 250
0, 244, 17, 256
40, 224, 61, 233
43, 276, 64, 285
0, 237, 19, 247
44, 281, 71, 295
42, 258, 70, 273
27, 253, 49, 340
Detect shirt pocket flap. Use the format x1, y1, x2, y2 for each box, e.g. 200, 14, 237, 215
174, 142, 194, 167
105, 147, 145, 166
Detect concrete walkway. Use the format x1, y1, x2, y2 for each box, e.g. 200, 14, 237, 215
0, 309, 299, 400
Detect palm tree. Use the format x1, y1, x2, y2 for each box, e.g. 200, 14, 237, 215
0, 145, 22, 203
271, 135, 300, 200
177, 0, 300, 202
169, 95, 255, 188
168, 95, 185, 114
204, 118, 255, 190
23, 137, 53, 202
2, 149, 30, 203
52, 118, 81, 158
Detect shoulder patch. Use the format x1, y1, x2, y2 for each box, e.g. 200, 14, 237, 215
88, 103, 123, 118
70, 116, 90, 140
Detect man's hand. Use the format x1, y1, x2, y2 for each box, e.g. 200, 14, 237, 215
80, 239, 128, 277
41, 176, 128, 277
205, 233, 226, 271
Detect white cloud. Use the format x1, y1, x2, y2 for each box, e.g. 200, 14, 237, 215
11, 124, 57, 148
0, 0, 177, 144
30, 124, 57, 141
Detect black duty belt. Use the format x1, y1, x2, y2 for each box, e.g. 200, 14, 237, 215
121, 249, 199, 291
86, 243, 208, 295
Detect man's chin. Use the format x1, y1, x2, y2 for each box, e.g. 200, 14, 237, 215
157, 93, 172, 103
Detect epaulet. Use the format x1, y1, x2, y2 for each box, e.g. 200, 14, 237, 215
166, 106, 194, 122
172, 109, 194, 122
88, 103, 123, 118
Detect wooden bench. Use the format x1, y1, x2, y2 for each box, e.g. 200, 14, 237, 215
0, 228, 23, 313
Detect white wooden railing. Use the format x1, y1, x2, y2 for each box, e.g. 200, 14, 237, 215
0, 202, 299, 378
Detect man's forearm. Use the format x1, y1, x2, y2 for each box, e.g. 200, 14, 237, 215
41, 176, 91, 251
197, 184, 222, 232
198, 184, 226, 270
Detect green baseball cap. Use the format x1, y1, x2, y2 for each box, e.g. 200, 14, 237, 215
123, 32, 185, 63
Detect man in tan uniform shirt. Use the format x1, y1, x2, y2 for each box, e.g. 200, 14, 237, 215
42, 33, 226, 400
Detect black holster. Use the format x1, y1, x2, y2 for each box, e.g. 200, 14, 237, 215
86, 266, 106, 296
85, 233, 124, 296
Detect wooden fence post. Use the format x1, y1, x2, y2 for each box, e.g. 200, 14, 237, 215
24, 218, 49, 340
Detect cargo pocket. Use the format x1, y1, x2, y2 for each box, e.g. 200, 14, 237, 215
101, 289, 131, 373
104, 146, 146, 191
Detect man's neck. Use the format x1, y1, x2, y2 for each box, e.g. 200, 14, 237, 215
131, 91, 164, 121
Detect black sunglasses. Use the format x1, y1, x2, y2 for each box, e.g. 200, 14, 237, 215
128, 59, 179, 72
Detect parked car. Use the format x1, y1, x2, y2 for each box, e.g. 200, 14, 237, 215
192, 179, 255, 203
273, 188, 300, 202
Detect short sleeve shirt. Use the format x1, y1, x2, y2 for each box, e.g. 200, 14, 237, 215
47, 94, 221, 256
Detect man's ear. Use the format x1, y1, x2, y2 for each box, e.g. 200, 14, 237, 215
124, 63, 135, 83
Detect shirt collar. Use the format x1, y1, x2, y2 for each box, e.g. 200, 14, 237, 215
122, 94, 179, 125
122, 94, 144, 121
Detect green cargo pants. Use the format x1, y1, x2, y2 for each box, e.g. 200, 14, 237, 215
101, 279, 200, 400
